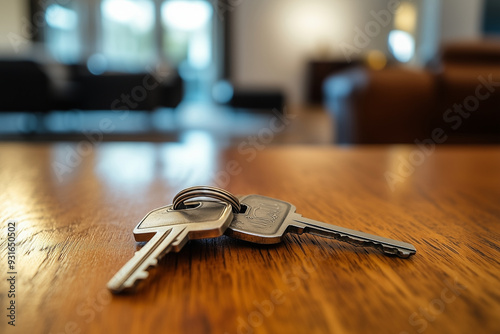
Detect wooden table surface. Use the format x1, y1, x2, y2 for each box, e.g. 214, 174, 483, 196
1, 143, 499, 334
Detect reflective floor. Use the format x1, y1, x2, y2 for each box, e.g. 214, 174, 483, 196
0, 102, 333, 145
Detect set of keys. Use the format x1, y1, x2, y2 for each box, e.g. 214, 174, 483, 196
107, 186, 417, 293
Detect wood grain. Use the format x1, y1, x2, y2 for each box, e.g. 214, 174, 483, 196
0, 143, 499, 334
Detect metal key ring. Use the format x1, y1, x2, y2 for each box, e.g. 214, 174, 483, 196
172, 186, 241, 213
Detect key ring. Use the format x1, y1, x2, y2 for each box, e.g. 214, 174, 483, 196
172, 186, 241, 213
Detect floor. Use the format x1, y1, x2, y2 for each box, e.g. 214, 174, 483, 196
0, 102, 334, 145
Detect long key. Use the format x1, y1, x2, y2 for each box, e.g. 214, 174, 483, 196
107, 200, 233, 293
226, 195, 416, 258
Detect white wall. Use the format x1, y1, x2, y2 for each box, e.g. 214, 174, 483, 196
230, 0, 487, 105
440, 0, 484, 41
0, 0, 29, 55
231, 0, 393, 105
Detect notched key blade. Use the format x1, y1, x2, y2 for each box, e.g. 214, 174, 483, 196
300, 218, 417, 258
228, 194, 417, 259
108, 201, 234, 294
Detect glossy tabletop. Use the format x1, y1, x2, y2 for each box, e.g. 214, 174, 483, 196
0, 142, 499, 334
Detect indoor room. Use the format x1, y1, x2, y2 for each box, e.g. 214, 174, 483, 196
0, 0, 499, 333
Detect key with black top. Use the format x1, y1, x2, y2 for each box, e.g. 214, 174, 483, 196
108, 186, 240, 294
226, 194, 416, 258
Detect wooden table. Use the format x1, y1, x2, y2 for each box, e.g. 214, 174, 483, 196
1, 143, 499, 334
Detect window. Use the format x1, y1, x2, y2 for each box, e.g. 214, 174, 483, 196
100, 0, 156, 71
162, 1, 214, 98
41, 0, 220, 99
161, 0, 213, 68
45, 3, 81, 63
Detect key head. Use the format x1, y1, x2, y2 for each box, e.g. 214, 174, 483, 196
108, 200, 233, 293
133, 200, 233, 242
226, 195, 296, 244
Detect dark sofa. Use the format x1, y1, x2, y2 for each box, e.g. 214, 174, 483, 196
0, 60, 183, 112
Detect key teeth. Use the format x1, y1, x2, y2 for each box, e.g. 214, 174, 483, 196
123, 270, 150, 291
381, 246, 415, 258
337, 234, 415, 259
111, 271, 150, 294
396, 250, 412, 259
138, 271, 150, 280
297, 218, 416, 259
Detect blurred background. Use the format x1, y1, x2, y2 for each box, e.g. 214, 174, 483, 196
0, 0, 499, 144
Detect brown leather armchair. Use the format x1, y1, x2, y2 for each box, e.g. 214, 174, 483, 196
324, 40, 500, 144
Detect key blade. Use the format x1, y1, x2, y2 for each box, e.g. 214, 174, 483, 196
292, 214, 416, 258
108, 201, 233, 294
107, 226, 185, 294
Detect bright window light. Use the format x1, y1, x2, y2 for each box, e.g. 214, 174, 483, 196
162, 1, 212, 31
102, 0, 154, 32
45, 5, 77, 30
188, 33, 210, 68
388, 30, 415, 63
102, 0, 136, 23
100, 0, 155, 70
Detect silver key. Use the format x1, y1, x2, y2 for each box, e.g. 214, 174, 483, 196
226, 195, 416, 258
107, 200, 233, 293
